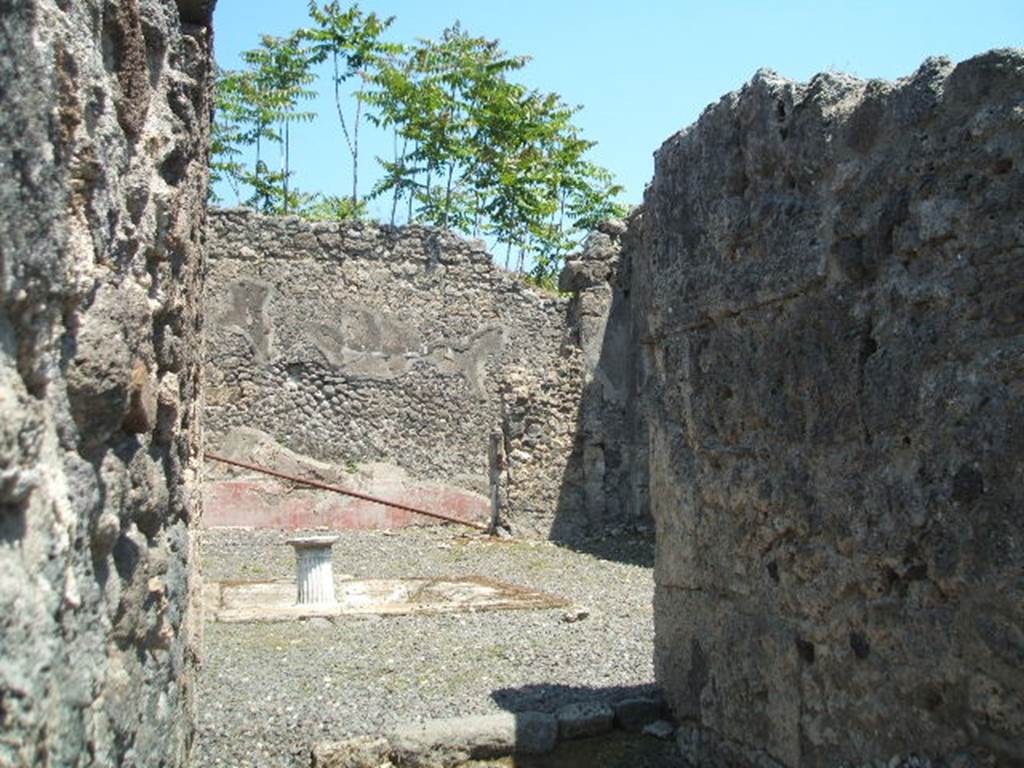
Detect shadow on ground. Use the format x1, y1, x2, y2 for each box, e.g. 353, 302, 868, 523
548, 529, 655, 568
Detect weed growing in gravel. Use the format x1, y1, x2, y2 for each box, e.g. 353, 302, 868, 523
241, 563, 270, 577
482, 643, 509, 661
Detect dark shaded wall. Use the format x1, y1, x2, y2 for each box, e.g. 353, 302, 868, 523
0, 0, 213, 764
552, 219, 649, 546
636, 51, 1023, 765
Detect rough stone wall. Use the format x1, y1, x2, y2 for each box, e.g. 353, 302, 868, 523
555, 219, 649, 541
206, 210, 637, 537
638, 50, 1024, 765
0, 1, 213, 765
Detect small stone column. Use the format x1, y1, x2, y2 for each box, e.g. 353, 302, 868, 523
286, 535, 339, 606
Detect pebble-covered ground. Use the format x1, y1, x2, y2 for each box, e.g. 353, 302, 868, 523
194, 526, 659, 767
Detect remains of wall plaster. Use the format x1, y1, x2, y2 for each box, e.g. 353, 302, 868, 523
637, 50, 1024, 766
0, 0, 213, 764
205, 210, 642, 537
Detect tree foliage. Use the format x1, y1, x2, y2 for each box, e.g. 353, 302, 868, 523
210, 4, 627, 284
301, 2, 399, 209
212, 34, 316, 214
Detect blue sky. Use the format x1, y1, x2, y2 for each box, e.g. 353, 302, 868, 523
211, 0, 1022, 216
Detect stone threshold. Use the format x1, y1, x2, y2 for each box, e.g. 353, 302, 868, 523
312, 696, 673, 768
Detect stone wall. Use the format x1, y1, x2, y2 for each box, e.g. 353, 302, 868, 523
204, 210, 641, 537
638, 51, 1024, 765
556, 218, 649, 541
0, 1, 213, 765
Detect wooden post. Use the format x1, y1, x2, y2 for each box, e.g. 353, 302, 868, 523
488, 431, 504, 534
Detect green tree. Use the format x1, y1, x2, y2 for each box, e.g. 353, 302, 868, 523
298, 193, 367, 221
363, 24, 623, 281
239, 33, 317, 213
365, 25, 529, 231
209, 67, 250, 203
302, 1, 398, 210
210, 9, 627, 282
361, 48, 419, 225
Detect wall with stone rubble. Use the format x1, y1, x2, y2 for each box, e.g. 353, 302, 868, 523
638, 50, 1024, 766
0, 0, 213, 764
204, 210, 643, 537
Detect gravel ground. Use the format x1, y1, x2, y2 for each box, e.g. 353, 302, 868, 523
194, 526, 659, 768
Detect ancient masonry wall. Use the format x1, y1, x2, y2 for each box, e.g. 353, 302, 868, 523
636, 51, 1024, 765
205, 210, 638, 538
0, 1, 213, 765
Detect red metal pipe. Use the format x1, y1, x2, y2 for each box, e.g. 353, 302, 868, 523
204, 452, 489, 531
